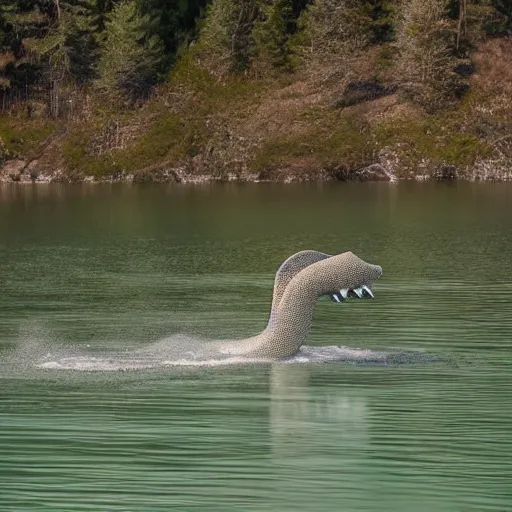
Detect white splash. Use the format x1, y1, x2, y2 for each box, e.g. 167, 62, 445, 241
33, 344, 427, 372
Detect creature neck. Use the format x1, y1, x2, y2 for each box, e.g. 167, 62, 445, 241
258, 278, 320, 358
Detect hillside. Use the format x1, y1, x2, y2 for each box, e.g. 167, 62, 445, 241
1, 1, 512, 183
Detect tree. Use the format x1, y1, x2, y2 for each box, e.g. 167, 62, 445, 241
18, 0, 105, 115
195, 0, 259, 75
367, 0, 395, 43
0, 1, 116, 115
0, 1, 49, 90
252, 0, 295, 70
96, 0, 164, 100
299, 0, 373, 59
23, 1, 102, 80
449, 0, 495, 52
138, 0, 208, 59
395, 0, 463, 109
491, 0, 512, 33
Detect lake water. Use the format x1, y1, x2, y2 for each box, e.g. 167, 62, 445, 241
0, 183, 511, 511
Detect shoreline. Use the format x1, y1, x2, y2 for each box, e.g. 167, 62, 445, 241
2, 159, 512, 184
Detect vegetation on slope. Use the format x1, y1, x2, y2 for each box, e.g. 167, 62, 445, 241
1, 0, 512, 181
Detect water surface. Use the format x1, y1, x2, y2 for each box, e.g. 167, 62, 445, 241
1, 183, 511, 511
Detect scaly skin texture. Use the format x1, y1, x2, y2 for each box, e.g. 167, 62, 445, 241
219, 251, 382, 359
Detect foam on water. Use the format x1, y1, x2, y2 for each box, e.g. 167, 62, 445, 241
0, 324, 447, 375
30, 340, 441, 371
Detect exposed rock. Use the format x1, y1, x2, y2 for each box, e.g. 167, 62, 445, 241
353, 164, 395, 181
257, 159, 327, 182
432, 165, 458, 180
467, 155, 512, 181
0, 159, 26, 182
132, 165, 180, 184
2, 156, 512, 184
327, 163, 394, 182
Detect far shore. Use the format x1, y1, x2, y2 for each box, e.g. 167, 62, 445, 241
2, 160, 512, 185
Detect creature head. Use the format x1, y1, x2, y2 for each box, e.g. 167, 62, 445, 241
311, 251, 382, 302
273, 250, 382, 308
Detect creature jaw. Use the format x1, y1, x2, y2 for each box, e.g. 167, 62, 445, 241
324, 254, 382, 304
330, 283, 376, 303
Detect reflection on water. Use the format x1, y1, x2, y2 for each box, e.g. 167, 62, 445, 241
270, 365, 368, 455
270, 365, 372, 511
1, 183, 512, 511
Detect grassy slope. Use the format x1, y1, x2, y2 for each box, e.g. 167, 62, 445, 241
0, 117, 57, 159
1, 39, 511, 181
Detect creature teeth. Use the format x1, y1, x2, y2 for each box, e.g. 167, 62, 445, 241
339, 289, 348, 300
362, 285, 374, 298
332, 294, 341, 303
353, 287, 364, 298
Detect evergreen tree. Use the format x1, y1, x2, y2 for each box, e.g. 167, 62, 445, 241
195, 0, 259, 75
0, 4, 15, 90
252, 0, 295, 70
96, 0, 164, 99
138, 0, 208, 59
367, 0, 395, 43
299, 0, 373, 59
23, 1, 101, 83
395, 0, 463, 109
491, 0, 512, 33
448, 0, 495, 52
0, 1, 51, 95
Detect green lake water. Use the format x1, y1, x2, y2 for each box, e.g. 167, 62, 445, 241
0, 183, 511, 511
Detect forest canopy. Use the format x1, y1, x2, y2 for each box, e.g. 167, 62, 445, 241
1, 0, 511, 111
